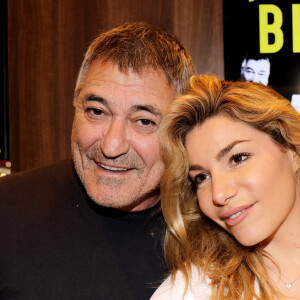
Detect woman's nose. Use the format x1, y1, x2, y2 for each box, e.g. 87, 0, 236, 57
211, 173, 237, 205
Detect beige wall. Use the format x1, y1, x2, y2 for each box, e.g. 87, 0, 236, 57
8, 0, 224, 172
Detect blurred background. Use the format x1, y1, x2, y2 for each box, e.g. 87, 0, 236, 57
1, 0, 224, 173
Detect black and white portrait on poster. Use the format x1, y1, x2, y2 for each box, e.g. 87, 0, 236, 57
223, 0, 300, 111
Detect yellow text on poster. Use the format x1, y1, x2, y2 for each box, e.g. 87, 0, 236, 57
259, 5, 283, 53
293, 4, 300, 52
259, 4, 300, 53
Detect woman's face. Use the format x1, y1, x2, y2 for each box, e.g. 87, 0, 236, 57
186, 115, 300, 246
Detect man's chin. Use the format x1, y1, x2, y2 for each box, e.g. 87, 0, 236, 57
85, 185, 160, 212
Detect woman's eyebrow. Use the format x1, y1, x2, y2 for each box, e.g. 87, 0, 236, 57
189, 164, 204, 172
188, 140, 250, 172
216, 140, 249, 161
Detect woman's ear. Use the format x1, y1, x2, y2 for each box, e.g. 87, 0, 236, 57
291, 150, 300, 172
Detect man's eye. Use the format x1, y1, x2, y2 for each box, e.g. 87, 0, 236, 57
137, 119, 155, 126
86, 108, 104, 116
230, 153, 250, 165
245, 69, 254, 75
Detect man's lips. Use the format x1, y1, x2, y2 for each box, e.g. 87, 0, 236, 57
96, 162, 133, 172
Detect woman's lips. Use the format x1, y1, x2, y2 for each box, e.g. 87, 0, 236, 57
221, 203, 256, 227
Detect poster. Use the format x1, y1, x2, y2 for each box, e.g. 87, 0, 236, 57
223, 0, 300, 111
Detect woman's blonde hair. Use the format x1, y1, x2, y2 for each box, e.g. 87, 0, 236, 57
160, 74, 300, 299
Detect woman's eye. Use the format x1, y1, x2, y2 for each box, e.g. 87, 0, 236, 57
193, 173, 210, 186
230, 153, 250, 165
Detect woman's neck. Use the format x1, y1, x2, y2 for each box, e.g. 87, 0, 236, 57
262, 193, 300, 258
262, 193, 300, 299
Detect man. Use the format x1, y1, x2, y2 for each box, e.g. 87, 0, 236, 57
240, 54, 271, 86
0, 22, 194, 299
291, 93, 300, 112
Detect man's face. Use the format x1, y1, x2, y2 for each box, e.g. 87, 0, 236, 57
71, 60, 175, 211
241, 58, 270, 86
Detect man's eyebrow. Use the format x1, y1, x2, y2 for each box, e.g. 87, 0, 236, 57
131, 105, 162, 117
83, 96, 161, 117
216, 140, 249, 161
84, 93, 108, 105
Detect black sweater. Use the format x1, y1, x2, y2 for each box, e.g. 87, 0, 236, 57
0, 160, 166, 299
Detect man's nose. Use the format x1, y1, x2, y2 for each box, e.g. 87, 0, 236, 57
211, 173, 237, 206
252, 73, 260, 83
100, 118, 130, 158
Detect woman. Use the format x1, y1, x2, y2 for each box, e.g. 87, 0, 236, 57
151, 74, 300, 299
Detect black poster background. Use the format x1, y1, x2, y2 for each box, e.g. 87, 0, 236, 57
223, 0, 300, 102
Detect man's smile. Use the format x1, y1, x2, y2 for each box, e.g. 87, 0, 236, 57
97, 162, 131, 172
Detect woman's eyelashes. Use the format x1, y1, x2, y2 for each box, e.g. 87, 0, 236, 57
230, 152, 251, 165
192, 172, 210, 187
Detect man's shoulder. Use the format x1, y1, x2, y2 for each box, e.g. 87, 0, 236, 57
0, 159, 77, 210
0, 159, 74, 187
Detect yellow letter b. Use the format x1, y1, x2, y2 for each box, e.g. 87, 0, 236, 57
259, 4, 283, 53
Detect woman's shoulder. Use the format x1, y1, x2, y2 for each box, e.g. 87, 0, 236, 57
150, 265, 211, 300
